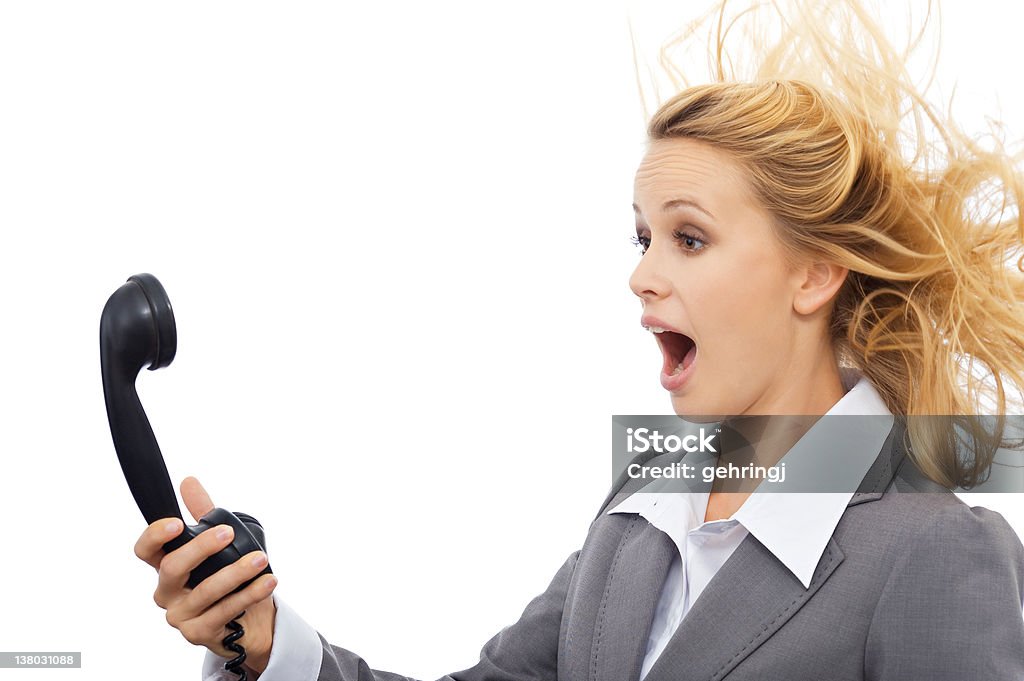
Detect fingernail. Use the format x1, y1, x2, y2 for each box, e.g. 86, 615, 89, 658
165, 519, 182, 535
266, 576, 278, 590
217, 526, 233, 541
251, 553, 268, 568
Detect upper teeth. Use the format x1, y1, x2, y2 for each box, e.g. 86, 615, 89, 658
646, 326, 668, 333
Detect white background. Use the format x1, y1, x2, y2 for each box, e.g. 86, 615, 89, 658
0, 1, 1021, 679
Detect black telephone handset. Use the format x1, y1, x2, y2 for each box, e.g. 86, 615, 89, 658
100, 273, 269, 679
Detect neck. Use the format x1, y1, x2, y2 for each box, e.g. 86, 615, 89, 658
713, 355, 847, 493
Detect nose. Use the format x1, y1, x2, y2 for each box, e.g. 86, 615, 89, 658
629, 248, 671, 305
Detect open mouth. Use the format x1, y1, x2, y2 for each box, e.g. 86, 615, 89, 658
650, 327, 698, 377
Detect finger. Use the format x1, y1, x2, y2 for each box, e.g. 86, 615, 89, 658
172, 574, 277, 650
154, 524, 235, 606
203, 573, 278, 640
181, 476, 215, 523
175, 550, 271, 620
134, 518, 185, 570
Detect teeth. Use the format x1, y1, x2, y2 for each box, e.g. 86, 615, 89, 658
671, 361, 685, 376
646, 326, 668, 333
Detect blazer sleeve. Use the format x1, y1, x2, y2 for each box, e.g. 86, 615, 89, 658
864, 503, 1024, 680
312, 549, 581, 681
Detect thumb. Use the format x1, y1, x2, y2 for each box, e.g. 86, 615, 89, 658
181, 476, 215, 522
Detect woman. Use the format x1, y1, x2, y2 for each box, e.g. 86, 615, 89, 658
134, 0, 1024, 678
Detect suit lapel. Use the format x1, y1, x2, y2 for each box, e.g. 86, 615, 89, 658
643, 531, 844, 681
640, 416, 910, 681
591, 517, 677, 681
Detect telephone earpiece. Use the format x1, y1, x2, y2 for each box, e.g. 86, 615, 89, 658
100, 272, 271, 590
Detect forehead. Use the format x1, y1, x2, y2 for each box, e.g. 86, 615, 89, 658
633, 137, 756, 216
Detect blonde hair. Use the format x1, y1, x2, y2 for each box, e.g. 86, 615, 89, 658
637, 0, 1024, 488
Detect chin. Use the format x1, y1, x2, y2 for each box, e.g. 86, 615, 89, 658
670, 395, 728, 424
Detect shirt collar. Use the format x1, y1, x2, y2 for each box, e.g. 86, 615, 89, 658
607, 367, 894, 588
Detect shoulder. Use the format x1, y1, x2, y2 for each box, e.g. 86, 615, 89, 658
860, 494, 1024, 678
890, 494, 1023, 576
835, 489, 1024, 626
841, 489, 1024, 574
852, 491, 1024, 628
847, 488, 1022, 555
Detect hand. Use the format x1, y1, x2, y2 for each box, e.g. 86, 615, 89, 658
134, 476, 278, 674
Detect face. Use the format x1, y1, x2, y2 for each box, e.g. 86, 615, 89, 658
630, 137, 830, 418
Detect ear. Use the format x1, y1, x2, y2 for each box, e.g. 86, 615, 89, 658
792, 261, 848, 316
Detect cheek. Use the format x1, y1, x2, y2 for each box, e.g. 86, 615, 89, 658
725, 241, 792, 303
693, 249, 793, 353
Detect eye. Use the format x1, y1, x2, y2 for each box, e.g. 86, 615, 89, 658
673, 229, 707, 254
630, 234, 651, 255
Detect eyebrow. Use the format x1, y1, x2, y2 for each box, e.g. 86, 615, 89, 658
632, 199, 715, 220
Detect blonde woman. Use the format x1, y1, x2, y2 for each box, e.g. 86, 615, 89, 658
134, 1, 1024, 678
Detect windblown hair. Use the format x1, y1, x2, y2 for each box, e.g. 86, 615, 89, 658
638, 0, 1024, 488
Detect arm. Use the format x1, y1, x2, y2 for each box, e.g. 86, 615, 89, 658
864, 502, 1024, 680
315, 550, 579, 681
206, 550, 581, 681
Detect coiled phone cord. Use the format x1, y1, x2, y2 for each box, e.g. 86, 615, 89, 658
223, 612, 247, 680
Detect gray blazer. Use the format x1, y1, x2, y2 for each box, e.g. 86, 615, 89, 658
314, 420, 1024, 680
